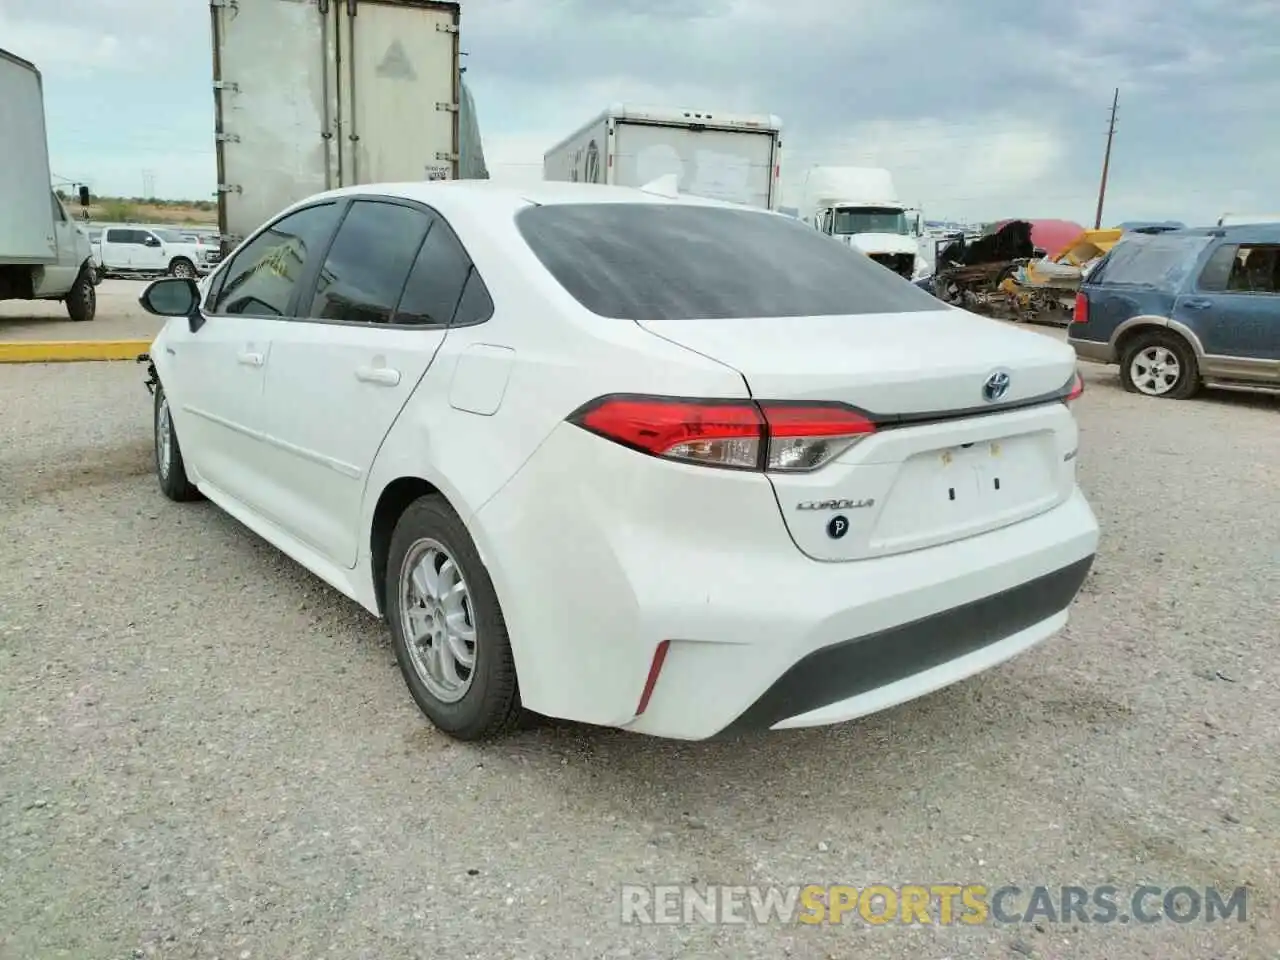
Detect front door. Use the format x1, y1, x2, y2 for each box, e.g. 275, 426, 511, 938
258, 198, 479, 567
174, 200, 346, 508
137, 230, 168, 272
47, 193, 82, 289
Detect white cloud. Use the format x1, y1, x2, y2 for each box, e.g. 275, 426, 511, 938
0, 0, 1272, 224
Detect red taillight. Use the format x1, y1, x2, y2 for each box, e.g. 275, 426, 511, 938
570, 395, 876, 472
1072, 292, 1089, 324
1065, 371, 1084, 404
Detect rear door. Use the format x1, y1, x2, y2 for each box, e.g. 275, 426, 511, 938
257, 197, 481, 568
1175, 241, 1280, 378
613, 121, 777, 208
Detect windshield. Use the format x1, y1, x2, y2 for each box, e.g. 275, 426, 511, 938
515, 202, 941, 321
154, 229, 188, 243
831, 207, 910, 236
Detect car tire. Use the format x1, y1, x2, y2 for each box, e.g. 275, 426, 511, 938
169, 258, 197, 279
1120, 330, 1200, 400
386, 494, 523, 741
65, 266, 96, 322
154, 383, 202, 502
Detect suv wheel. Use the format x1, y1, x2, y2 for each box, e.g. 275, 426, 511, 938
1120, 331, 1200, 400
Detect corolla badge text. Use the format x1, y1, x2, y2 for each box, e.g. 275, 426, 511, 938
797, 498, 875, 511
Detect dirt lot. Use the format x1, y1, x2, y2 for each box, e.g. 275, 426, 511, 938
0, 352, 1276, 958
0, 279, 163, 342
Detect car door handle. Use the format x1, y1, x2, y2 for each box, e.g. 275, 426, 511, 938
355, 365, 401, 386
1183, 299, 1212, 309
236, 351, 264, 367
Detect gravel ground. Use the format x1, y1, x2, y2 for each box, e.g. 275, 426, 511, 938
0, 280, 162, 342
0, 358, 1276, 960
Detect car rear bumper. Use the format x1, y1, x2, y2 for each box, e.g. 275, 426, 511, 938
1068, 335, 1113, 364
716, 553, 1091, 736
474, 424, 1100, 740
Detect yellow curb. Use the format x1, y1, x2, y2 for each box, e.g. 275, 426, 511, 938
0, 339, 154, 363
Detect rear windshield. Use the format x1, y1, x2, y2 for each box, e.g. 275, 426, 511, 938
515, 203, 941, 320
1088, 233, 1212, 288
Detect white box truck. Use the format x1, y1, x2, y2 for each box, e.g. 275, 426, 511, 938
543, 105, 783, 210
0, 48, 98, 322
210, 0, 488, 252
802, 166, 927, 280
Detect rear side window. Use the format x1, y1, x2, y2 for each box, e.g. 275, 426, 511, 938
308, 200, 431, 324
1196, 244, 1239, 292
515, 203, 941, 320
392, 217, 476, 327
1089, 234, 1212, 288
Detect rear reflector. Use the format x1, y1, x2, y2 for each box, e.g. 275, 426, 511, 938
1072, 292, 1089, 324
636, 639, 671, 716
569, 395, 876, 472
1065, 370, 1084, 403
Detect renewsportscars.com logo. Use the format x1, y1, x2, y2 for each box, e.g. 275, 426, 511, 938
620, 884, 1249, 926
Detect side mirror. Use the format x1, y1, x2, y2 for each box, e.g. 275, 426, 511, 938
78, 186, 90, 207
140, 277, 203, 331
146, 236, 162, 247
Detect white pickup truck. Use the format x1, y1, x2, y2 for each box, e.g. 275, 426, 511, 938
94, 226, 220, 281
0, 48, 98, 322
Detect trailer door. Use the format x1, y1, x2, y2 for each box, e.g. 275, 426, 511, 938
612, 121, 778, 209
335, 0, 459, 185
211, 0, 333, 248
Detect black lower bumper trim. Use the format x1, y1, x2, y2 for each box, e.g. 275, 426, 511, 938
717, 554, 1095, 736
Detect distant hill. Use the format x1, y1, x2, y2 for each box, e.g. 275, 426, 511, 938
54, 191, 218, 227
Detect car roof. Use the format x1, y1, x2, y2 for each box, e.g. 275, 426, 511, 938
286, 179, 767, 221
1149, 222, 1280, 242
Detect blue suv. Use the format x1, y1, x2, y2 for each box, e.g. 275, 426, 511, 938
1068, 225, 1279, 399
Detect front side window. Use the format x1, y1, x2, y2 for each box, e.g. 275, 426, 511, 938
516, 202, 941, 321
308, 200, 431, 324
210, 202, 341, 316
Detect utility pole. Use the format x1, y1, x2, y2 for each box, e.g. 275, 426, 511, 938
1094, 88, 1119, 229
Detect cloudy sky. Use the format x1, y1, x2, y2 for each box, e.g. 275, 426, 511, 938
3, 0, 1277, 225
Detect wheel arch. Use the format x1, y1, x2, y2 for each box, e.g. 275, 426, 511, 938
369, 476, 442, 617
1111, 315, 1205, 360
366, 474, 509, 620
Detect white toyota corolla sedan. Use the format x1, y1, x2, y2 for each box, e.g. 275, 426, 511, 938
136, 180, 1099, 742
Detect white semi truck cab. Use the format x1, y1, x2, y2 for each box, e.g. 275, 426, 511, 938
804, 166, 926, 280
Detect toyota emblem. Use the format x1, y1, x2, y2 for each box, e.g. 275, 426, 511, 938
982, 370, 1011, 403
